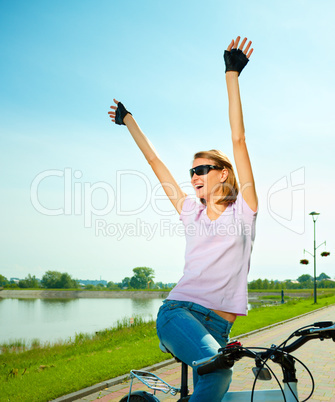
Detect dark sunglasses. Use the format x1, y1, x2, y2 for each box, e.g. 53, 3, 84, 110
189, 165, 221, 178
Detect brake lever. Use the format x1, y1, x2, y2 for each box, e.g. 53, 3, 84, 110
297, 323, 335, 336
192, 351, 223, 367
192, 341, 243, 367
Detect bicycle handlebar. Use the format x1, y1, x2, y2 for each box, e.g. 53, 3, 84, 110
280, 321, 335, 354
196, 348, 254, 375
194, 321, 335, 376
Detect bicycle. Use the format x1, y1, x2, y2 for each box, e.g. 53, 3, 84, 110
119, 320, 335, 401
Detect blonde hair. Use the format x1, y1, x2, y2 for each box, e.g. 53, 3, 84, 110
193, 149, 239, 206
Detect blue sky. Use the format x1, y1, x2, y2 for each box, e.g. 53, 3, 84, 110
1, 0, 334, 283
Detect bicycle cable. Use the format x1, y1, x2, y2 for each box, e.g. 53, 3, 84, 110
252, 326, 306, 401
285, 352, 315, 402
246, 322, 320, 402
244, 346, 287, 402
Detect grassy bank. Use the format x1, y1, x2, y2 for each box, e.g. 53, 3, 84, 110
0, 288, 172, 292
231, 293, 335, 337
1, 295, 335, 402
248, 288, 335, 294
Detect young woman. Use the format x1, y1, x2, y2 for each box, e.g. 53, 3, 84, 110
108, 36, 258, 401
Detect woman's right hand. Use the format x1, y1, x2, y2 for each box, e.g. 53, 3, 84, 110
108, 98, 118, 123
108, 99, 132, 125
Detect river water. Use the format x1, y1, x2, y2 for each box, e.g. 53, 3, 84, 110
1, 297, 261, 345
0, 297, 164, 345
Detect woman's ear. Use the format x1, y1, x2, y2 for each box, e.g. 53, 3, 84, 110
219, 169, 229, 183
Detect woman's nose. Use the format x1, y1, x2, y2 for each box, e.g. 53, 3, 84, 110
191, 174, 198, 182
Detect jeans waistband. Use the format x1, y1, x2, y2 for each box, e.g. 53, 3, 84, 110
163, 299, 232, 325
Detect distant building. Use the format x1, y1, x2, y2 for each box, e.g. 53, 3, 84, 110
79, 279, 107, 286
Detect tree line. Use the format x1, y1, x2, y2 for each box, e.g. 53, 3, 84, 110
0, 267, 175, 290
1, 271, 334, 291
248, 273, 335, 290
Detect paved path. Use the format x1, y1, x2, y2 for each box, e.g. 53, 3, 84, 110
73, 306, 335, 402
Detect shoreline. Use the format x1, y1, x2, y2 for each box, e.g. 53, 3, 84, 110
0, 289, 313, 300
0, 289, 169, 299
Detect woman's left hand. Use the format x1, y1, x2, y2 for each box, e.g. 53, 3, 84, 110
227, 36, 253, 58
224, 36, 253, 76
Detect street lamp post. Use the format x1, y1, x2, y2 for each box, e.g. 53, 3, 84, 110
303, 212, 326, 304
311, 212, 319, 304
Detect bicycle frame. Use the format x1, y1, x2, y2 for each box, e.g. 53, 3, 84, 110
122, 360, 299, 401
120, 321, 335, 402
222, 385, 298, 401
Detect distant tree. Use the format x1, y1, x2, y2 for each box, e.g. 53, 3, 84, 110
154, 281, 168, 289
248, 278, 287, 290
129, 267, 155, 289
18, 279, 28, 288
0, 274, 8, 287
248, 278, 263, 290
42, 271, 62, 288
19, 274, 40, 288
4, 282, 19, 289
319, 280, 335, 288
107, 281, 121, 290
297, 274, 313, 283
121, 277, 131, 289
317, 272, 330, 281
129, 276, 141, 289
59, 273, 79, 288
284, 280, 297, 289
164, 283, 177, 289
41, 270, 78, 289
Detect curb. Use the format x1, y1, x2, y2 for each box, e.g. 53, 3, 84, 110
52, 303, 334, 401
51, 359, 175, 402
232, 304, 333, 340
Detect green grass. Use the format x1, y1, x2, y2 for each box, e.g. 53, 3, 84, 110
248, 288, 335, 294
1, 296, 335, 402
231, 294, 335, 337
3, 288, 172, 292
260, 295, 290, 300
0, 317, 165, 402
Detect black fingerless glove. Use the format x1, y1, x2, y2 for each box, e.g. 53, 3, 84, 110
224, 49, 249, 76
115, 102, 132, 125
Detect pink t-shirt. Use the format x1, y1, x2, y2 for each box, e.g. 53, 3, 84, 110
167, 192, 257, 316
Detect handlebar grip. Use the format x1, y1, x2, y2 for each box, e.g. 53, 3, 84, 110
197, 356, 233, 375
314, 321, 334, 328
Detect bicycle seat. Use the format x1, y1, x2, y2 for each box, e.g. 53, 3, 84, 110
159, 342, 183, 363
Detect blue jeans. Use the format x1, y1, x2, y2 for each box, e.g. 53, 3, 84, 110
156, 300, 233, 402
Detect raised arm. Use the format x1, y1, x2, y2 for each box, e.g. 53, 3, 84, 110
225, 37, 258, 212
108, 99, 187, 214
